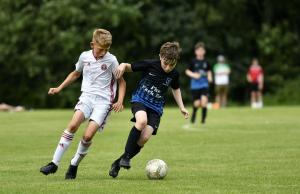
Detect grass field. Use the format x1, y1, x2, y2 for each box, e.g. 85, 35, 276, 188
0, 106, 300, 194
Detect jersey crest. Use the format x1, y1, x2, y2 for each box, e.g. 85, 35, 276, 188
101, 64, 108, 70
163, 77, 172, 86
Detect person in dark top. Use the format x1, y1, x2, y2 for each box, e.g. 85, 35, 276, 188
109, 42, 189, 178
185, 42, 212, 124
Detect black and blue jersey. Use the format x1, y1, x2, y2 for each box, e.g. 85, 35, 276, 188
188, 59, 211, 90
131, 59, 180, 115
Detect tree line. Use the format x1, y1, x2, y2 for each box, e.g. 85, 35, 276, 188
0, 0, 299, 108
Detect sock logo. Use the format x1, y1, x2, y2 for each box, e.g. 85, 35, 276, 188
59, 143, 64, 148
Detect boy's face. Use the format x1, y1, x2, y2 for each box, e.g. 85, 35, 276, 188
90, 42, 108, 59
160, 57, 176, 73
252, 59, 259, 66
195, 47, 206, 59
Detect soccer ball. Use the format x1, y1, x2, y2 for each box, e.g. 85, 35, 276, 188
145, 159, 168, 179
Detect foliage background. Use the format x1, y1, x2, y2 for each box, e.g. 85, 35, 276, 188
1, 0, 299, 108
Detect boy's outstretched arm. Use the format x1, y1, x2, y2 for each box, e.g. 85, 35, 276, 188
207, 70, 213, 83
113, 77, 126, 112
48, 71, 81, 95
185, 69, 201, 79
115, 63, 133, 79
171, 88, 189, 119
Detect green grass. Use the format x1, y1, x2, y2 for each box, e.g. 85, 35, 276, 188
0, 107, 300, 194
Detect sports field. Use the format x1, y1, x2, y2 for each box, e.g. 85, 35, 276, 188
0, 107, 299, 194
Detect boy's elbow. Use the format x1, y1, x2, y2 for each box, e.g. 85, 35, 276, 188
72, 71, 81, 79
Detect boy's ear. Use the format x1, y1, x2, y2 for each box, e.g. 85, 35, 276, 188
90, 42, 94, 48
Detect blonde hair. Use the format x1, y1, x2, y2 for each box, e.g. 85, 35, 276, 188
92, 29, 112, 49
160, 42, 181, 66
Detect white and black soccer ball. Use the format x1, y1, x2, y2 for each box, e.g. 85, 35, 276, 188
145, 159, 168, 179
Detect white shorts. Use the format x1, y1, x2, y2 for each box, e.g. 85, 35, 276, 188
74, 93, 112, 132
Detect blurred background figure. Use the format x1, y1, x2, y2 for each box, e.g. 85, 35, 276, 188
185, 42, 212, 125
213, 55, 231, 108
0, 103, 25, 112
247, 58, 264, 109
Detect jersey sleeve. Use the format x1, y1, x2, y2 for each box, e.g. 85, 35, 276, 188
75, 52, 84, 72
131, 60, 153, 72
170, 71, 180, 89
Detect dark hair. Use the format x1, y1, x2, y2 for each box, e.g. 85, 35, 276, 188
194, 42, 205, 50
160, 42, 181, 66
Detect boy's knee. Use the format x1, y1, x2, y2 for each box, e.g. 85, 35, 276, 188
194, 101, 201, 107
82, 135, 93, 142
67, 123, 79, 133
135, 119, 147, 130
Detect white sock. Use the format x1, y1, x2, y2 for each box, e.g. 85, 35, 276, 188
52, 129, 74, 165
70, 139, 92, 166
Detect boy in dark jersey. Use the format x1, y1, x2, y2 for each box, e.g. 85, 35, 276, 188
185, 42, 212, 124
109, 42, 189, 178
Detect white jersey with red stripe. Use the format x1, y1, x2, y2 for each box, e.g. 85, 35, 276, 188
75, 50, 118, 104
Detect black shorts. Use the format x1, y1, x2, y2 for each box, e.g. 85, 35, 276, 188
191, 88, 209, 101
250, 83, 259, 92
130, 102, 161, 135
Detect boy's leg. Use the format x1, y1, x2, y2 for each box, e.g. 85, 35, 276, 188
215, 86, 221, 108
222, 86, 228, 107
67, 104, 112, 179
110, 105, 161, 178
66, 121, 99, 179
191, 100, 201, 123
109, 109, 147, 178
201, 95, 208, 124
52, 111, 85, 164
119, 110, 147, 168
191, 90, 201, 123
40, 110, 85, 175
137, 125, 154, 146
257, 91, 263, 108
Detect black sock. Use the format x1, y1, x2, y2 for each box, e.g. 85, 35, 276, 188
201, 107, 207, 124
191, 106, 198, 123
117, 144, 142, 162
124, 126, 141, 158
130, 145, 143, 159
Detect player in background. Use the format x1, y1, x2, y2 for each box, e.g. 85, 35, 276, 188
108, 42, 189, 178
185, 42, 212, 124
0, 103, 25, 112
213, 55, 231, 108
247, 58, 264, 108
40, 29, 126, 179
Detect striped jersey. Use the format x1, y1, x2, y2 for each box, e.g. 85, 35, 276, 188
131, 59, 180, 115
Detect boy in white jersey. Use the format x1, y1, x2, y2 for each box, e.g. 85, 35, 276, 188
40, 29, 126, 179
213, 55, 230, 108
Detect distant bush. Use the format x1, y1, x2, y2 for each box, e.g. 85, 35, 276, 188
265, 77, 300, 105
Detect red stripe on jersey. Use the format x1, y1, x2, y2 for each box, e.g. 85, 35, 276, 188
110, 74, 115, 103
99, 106, 113, 130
